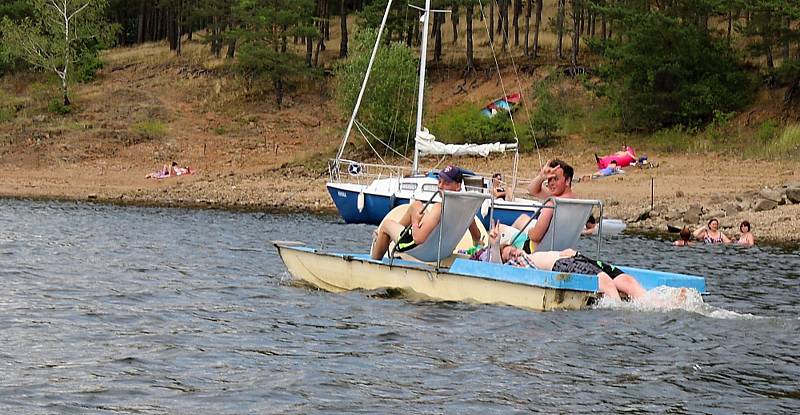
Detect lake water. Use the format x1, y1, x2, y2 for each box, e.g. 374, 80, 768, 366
1, 199, 798, 414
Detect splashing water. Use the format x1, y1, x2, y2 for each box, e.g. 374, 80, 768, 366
594, 286, 760, 319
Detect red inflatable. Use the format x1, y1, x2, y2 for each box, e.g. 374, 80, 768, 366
596, 146, 636, 169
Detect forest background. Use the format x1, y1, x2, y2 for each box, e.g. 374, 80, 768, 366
1, 0, 800, 244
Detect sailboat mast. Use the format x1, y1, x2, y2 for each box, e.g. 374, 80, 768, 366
412, 0, 432, 176
334, 0, 395, 164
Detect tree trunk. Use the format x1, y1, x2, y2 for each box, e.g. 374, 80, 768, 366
466, 5, 475, 72
513, 0, 521, 47
339, 0, 348, 58
532, 0, 542, 58
307, 36, 313, 67
226, 38, 236, 58
501, 0, 509, 50
570, 0, 579, 67
497, 0, 504, 35
524, 0, 531, 55
556, 0, 565, 59
434, 12, 443, 63
451, 5, 459, 45
782, 17, 790, 60
489, 0, 494, 43
137, 0, 146, 44
61, 75, 70, 106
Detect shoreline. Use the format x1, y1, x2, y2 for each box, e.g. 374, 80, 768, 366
4, 167, 799, 250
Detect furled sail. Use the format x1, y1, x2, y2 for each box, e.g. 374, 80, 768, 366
415, 128, 517, 157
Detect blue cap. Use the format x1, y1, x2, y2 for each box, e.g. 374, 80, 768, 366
439, 165, 464, 183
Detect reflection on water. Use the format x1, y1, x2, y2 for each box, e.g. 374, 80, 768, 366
1, 199, 799, 414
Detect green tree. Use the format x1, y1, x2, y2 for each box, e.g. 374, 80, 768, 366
234, 0, 318, 106
0, 1, 33, 72
599, 11, 756, 130
334, 28, 417, 153
1, 0, 116, 106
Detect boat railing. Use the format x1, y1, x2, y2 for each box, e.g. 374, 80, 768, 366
329, 159, 410, 188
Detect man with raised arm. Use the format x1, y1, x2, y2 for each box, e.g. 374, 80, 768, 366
505, 159, 577, 253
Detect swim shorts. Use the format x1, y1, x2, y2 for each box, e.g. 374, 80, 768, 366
551, 253, 624, 278
395, 226, 418, 252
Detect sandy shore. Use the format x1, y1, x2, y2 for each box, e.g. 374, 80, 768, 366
2, 149, 799, 247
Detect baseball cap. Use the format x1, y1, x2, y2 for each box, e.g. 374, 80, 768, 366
439, 165, 464, 183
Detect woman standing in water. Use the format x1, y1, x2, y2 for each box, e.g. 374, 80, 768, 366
693, 218, 731, 244
735, 221, 755, 247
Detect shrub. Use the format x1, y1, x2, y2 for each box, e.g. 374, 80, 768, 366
769, 124, 800, 155
73, 50, 104, 83
47, 99, 71, 114
757, 120, 779, 144
131, 120, 167, 139
334, 28, 417, 154
774, 59, 800, 86
530, 87, 561, 141
599, 12, 757, 131
430, 102, 516, 145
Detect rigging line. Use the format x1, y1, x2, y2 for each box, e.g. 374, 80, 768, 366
495, 2, 543, 172
477, 0, 528, 198
355, 120, 413, 163
477, 0, 517, 140
354, 121, 389, 165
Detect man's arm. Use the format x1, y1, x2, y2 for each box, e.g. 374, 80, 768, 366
527, 160, 554, 199
468, 219, 482, 246
527, 201, 554, 244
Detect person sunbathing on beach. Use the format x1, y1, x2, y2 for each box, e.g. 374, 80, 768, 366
170, 161, 191, 176
370, 165, 482, 260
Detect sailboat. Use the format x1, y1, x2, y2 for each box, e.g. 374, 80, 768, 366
325, 0, 541, 228
325, 0, 627, 235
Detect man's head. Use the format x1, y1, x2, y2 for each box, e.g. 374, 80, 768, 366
546, 159, 574, 195
500, 243, 522, 263
438, 164, 464, 191
680, 227, 691, 241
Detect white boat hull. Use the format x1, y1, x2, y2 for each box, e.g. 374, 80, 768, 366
277, 244, 596, 312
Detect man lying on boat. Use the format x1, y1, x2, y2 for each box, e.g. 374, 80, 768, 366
478, 223, 647, 301
370, 165, 482, 260
508, 159, 576, 253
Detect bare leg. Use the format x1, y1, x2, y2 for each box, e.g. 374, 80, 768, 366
612, 273, 647, 300
370, 203, 418, 260
511, 214, 531, 230
597, 272, 622, 300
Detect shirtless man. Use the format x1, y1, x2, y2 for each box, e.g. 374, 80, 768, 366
507, 159, 577, 253
370, 165, 482, 260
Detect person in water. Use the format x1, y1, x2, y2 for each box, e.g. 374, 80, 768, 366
581, 215, 598, 236
508, 159, 577, 253
735, 220, 755, 247
674, 227, 694, 246
482, 223, 646, 301
490, 172, 507, 200
693, 218, 730, 244
370, 165, 482, 260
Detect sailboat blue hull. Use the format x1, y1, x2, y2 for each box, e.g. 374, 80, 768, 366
326, 185, 411, 225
